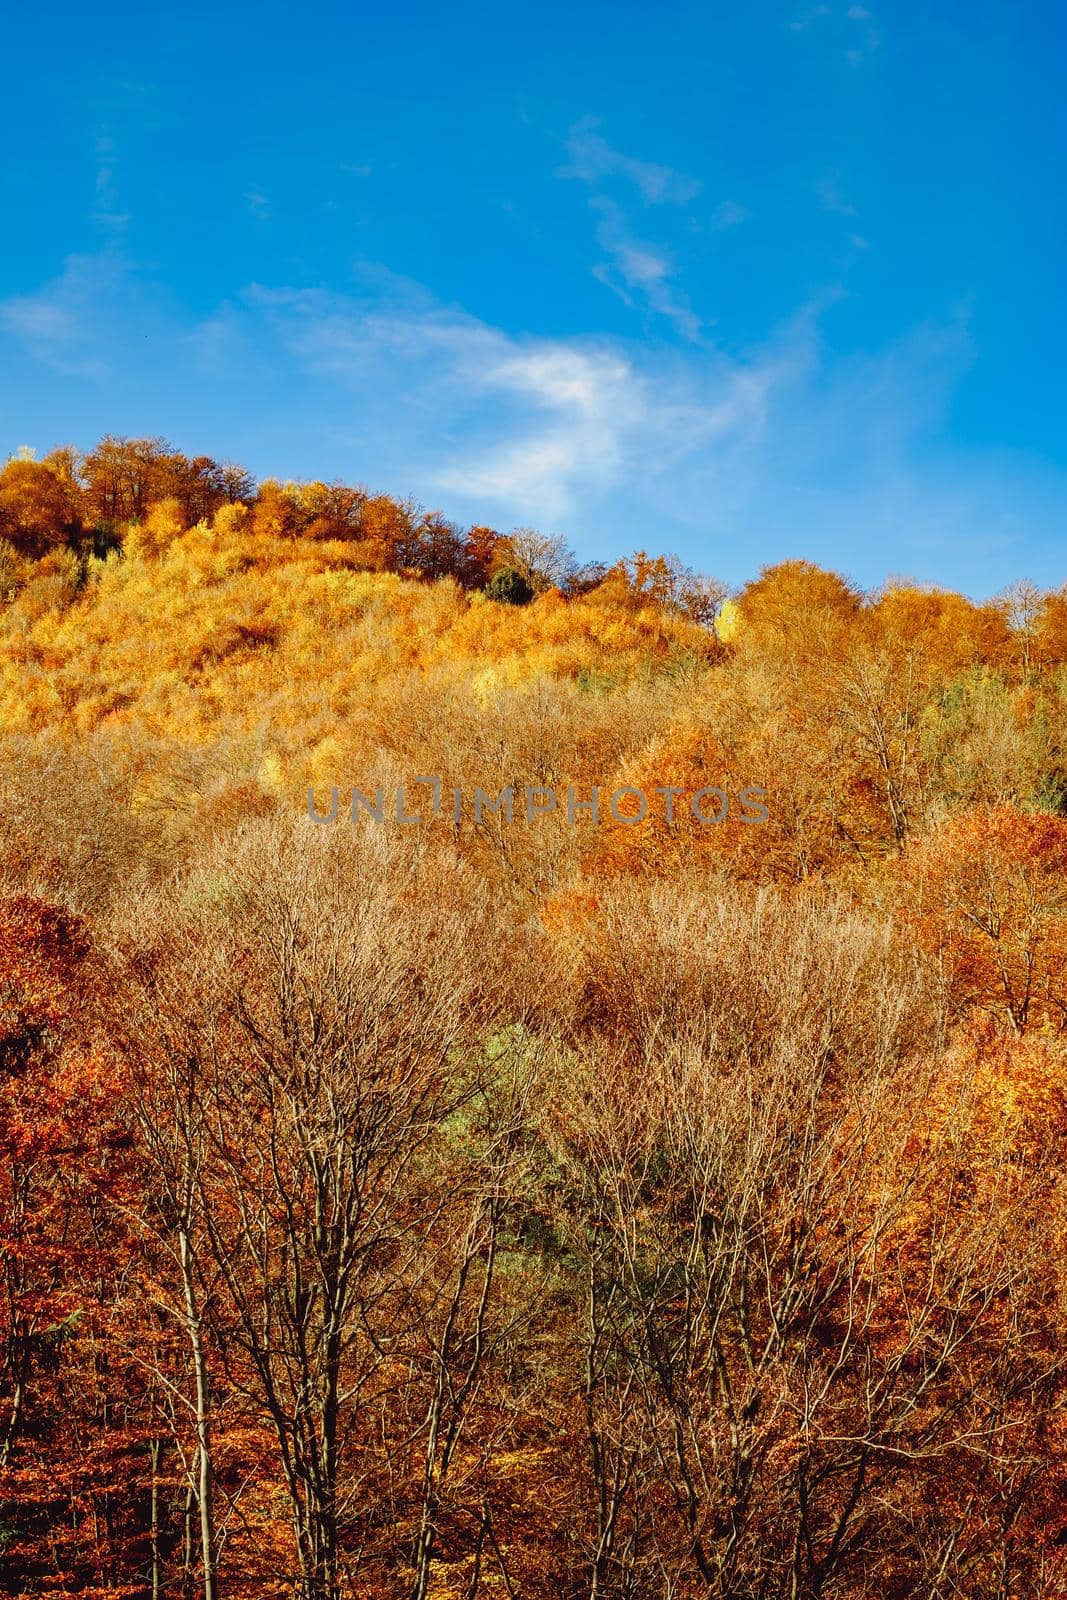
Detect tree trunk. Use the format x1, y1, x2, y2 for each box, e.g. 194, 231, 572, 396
179, 1221, 217, 1600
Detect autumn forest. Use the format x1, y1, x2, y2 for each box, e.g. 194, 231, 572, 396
2, 435, 1067, 1600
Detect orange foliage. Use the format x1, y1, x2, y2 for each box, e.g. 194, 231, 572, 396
575, 718, 769, 882
733, 557, 862, 651
3, 435, 1067, 1596
0, 459, 82, 558
868, 580, 1012, 674
901, 805, 1067, 1032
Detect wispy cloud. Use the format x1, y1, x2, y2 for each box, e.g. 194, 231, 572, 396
817, 172, 858, 217
92, 134, 130, 234
559, 116, 701, 205
560, 117, 706, 339
588, 200, 703, 342
0, 253, 126, 378
232, 277, 1067, 595
790, 5, 831, 29
3, 249, 1065, 596
845, 3, 880, 64
790, 5, 831, 31
245, 274, 785, 521
712, 200, 750, 230
789, 4, 880, 64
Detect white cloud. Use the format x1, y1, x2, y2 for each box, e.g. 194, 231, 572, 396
0, 253, 125, 378
560, 119, 705, 337
817, 173, 858, 216
3, 250, 1066, 596
240, 277, 1066, 597
245, 277, 791, 525
92, 133, 130, 234
589, 200, 703, 341
713, 200, 750, 229
560, 117, 701, 205
845, 5, 880, 63
791, 5, 831, 30
790, 4, 880, 63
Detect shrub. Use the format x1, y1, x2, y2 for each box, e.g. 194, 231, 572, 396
486, 565, 534, 606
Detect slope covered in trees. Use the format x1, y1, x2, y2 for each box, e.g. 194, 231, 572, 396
1, 436, 1067, 1599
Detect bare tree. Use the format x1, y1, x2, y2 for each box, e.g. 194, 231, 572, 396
106, 947, 227, 1600
538, 879, 1065, 1598
502, 529, 578, 594
114, 818, 504, 1600
407, 1059, 535, 1600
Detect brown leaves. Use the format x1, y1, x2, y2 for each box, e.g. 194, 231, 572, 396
900, 805, 1067, 1033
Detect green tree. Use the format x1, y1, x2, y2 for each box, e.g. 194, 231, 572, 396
486, 565, 534, 605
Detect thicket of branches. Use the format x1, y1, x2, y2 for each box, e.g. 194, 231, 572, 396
2, 437, 1067, 1599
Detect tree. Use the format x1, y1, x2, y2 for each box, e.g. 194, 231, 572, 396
109, 971, 223, 1600
1034, 586, 1067, 667
733, 558, 863, 653
539, 878, 1065, 1597
116, 821, 501, 1600
901, 806, 1067, 1033
135, 497, 187, 559
250, 478, 303, 540
460, 524, 502, 587
401, 511, 467, 582
83, 436, 169, 527
624, 550, 726, 625
0, 459, 81, 557
359, 493, 419, 570
997, 579, 1045, 675
177, 456, 255, 525
486, 566, 534, 606
870, 581, 1012, 679
498, 529, 577, 594
296, 481, 367, 542
83, 437, 253, 534
0, 897, 145, 1596
41, 445, 83, 488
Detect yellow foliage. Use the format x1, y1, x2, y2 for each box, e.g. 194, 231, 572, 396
714, 596, 742, 643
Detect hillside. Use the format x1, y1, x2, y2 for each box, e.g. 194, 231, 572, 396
2, 444, 1066, 907
2, 439, 1067, 1598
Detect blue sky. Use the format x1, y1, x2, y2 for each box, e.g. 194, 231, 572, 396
2, 0, 1065, 596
